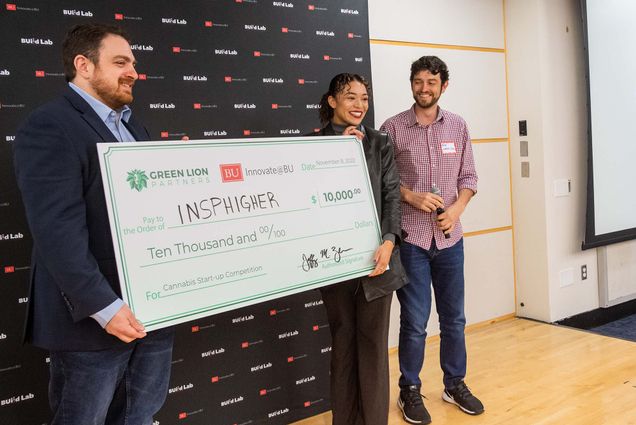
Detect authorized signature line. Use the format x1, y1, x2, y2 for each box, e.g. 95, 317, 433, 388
140, 227, 355, 268
159, 273, 267, 298
297, 249, 376, 270
166, 207, 310, 230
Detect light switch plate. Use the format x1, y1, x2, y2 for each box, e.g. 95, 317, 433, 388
554, 179, 570, 197
521, 162, 530, 178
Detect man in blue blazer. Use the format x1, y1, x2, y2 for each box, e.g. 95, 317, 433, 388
13, 24, 174, 425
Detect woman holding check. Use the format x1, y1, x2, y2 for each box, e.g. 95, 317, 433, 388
314, 73, 408, 425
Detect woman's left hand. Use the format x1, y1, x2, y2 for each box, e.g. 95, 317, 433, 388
343, 126, 364, 141
368, 240, 394, 277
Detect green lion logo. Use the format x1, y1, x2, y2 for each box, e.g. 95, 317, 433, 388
126, 169, 148, 192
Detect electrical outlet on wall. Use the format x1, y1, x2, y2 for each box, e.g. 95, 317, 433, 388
581, 265, 588, 280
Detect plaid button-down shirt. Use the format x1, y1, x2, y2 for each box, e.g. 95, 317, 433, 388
381, 105, 478, 250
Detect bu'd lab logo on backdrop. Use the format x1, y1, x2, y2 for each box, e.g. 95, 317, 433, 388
5, 3, 39, 12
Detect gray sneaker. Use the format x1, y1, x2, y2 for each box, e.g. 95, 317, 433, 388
397, 385, 431, 424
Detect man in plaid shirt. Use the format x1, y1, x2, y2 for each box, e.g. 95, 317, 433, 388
381, 56, 483, 424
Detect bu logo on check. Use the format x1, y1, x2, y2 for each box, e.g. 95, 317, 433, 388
220, 164, 243, 182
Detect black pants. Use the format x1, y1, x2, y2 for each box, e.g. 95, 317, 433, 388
320, 279, 393, 425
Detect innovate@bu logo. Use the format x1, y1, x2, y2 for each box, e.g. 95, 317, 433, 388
220, 164, 243, 182
127, 169, 149, 191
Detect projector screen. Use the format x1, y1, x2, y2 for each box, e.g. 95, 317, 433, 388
582, 0, 636, 249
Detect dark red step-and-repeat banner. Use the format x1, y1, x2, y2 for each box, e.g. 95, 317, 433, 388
0, 1, 373, 424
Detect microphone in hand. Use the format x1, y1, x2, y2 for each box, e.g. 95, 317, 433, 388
431, 185, 451, 239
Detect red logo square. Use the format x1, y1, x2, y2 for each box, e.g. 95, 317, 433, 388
287, 356, 294, 363
172, 46, 181, 53
191, 325, 200, 332
269, 309, 277, 316
243, 130, 251, 136
323, 55, 330, 61
4, 266, 15, 273
205, 21, 213, 27
6, 4, 16, 10
221, 164, 244, 182
298, 79, 305, 85
281, 27, 288, 33
312, 325, 319, 331
253, 51, 261, 57
138, 74, 147, 80
259, 389, 267, 396
241, 341, 249, 348
271, 104, 278, 109
304, 401, 311, 407
348, 33, 354, 38
211, 376, 219, 382
308, 5, 315, 10
178, 412, 187, 419
160, 131, 169, 138
35, 70, 45, 77
114, 13, 123, 20
193, 103, 201, 109
224, 76, 232, 82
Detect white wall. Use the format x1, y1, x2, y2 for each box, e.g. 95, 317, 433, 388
368, 0, 515, 347
506, 0, 636, 321
600, 242, 636, 306
506, 0, 601, 322
369, 0, 504, 49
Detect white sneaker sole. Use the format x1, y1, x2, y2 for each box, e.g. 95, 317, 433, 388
442, 391, 484, 415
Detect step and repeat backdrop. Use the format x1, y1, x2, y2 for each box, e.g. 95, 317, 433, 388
0, 1, 373, 424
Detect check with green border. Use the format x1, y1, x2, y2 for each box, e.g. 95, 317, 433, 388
97, 136, 381, 331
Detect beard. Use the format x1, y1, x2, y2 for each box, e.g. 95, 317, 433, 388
91, 73, 134, 110
413, 91, 440, 109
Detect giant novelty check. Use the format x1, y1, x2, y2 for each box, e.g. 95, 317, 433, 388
97, 136, 381, 331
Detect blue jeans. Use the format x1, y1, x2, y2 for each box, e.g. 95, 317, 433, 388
48, 329, 174, 425
397, 239, 466, 390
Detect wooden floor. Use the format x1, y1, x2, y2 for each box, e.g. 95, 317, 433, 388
292, 318, 636, 425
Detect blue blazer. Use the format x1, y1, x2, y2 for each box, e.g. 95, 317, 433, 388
13, 87, 151, 351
